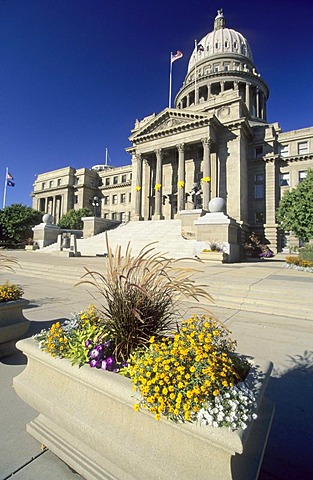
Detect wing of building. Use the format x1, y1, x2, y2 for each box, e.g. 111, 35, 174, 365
32, 9, 313, 253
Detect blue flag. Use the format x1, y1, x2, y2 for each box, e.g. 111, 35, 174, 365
7, 172, 15, 187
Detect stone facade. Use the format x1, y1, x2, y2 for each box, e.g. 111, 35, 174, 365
31, 10, 313, 252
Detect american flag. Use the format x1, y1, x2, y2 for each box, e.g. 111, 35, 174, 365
171, 51, 183, 63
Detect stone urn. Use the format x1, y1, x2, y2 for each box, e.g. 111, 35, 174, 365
0, 299, 30, 358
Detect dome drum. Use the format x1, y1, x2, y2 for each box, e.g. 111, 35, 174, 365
175, 10, 268, 122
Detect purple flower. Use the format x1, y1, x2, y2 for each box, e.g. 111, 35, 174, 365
96, 344, 103, 353
85, 340, 92, 348
101, 360, 108, 370
89, 348, 100, 359
103, 340, 111, 348
105, 356, 115, 371
90, 359, 101, 368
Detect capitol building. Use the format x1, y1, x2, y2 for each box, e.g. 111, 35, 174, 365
32, 10, 313, 253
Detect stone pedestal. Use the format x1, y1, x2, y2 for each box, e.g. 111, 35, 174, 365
179, 209, 206, 239
32, 222, 61, 249
194, 211, 241, 263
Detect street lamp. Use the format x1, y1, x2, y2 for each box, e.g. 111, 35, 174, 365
92, 196, 99, 217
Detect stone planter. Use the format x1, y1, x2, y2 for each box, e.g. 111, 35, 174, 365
198, 251, 225, 262
14, 338, 274, 480
0, 299, 30, 358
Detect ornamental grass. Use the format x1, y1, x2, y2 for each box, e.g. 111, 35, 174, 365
0, 252, 18, 272
77, 237, 213, 361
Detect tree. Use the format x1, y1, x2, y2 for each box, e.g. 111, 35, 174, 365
58, 208, 93, 229
276, 169, 313, 242
0, 204, 42, 244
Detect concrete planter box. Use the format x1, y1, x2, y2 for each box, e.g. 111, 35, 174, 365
0, 299, 30, 358
198, 251, 225, 262
14, 338, 274, 480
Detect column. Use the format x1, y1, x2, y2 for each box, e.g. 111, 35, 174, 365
264, 158, 278, 253
256, 87, 260, 117
153, 149, 164, 220
207, 84, 211, 99
220, 81, 225, 92
245, 83, 250, 112
177, 143, 185, 211
201, 137, 211, 210
133, 153, 143, 220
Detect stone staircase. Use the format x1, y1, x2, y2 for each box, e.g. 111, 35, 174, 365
41, 220, 198, 259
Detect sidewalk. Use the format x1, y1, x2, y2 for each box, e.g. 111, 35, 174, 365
1, 252, 313, 479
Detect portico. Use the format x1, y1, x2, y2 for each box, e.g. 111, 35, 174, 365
128, 112, 221, 221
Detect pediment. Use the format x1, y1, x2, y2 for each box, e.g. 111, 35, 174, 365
129, 108, 210, 142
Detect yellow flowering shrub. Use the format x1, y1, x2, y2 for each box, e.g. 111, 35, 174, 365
129, 315, 241, 422
0, 281, 24, 302
35, 305, 106, 363
286, 255, 313, 269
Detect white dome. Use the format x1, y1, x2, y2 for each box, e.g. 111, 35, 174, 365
188, 10, 253, 72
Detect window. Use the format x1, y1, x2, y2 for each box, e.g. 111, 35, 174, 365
105, 177, 110, 186
213, 64, 219, 73
255, 212, 264, 224
103, 213, 109, 219
215, 42, 219, 49
129, 192, 132, 202
74, 177, 79, 185
298, 141, 308, 155
224, 64, 229, 72
255, 146, 263, 158
121, 174, 127, 183
113, 176, 118, 185
280, 173, 290, 186
103, 196, 109, 205
299, 171, 307, 183
74, 195, 78, 204
41, 182, 46, 189
120, 193, 126, 203
280, 144, 289, 157
254, 173, 264, 200
57, 179, 62, 186
112, 194, 118, 204
120, 212, 125, 222
112, 212, 118, 220
49, 180, 53, 188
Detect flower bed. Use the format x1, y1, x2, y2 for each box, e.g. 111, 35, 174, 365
14, 242, 274, 478
14, 336, 274, 480
0, 255, 29, 357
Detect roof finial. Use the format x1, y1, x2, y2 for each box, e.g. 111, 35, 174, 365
214, 9, 225, 30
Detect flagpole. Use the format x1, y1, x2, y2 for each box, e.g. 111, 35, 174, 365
194, 40, 197, 106
3, 167, 8, 209
168, 52, 173, 108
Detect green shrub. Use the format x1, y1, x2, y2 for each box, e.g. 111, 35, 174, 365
299, 244, 313, 263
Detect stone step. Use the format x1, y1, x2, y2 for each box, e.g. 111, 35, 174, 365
13, 258, 312, 320
41, 220, 198, 259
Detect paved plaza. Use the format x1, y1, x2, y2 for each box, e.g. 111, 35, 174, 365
1, 251, 313, 479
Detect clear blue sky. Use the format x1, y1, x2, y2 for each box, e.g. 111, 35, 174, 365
1, 0, 313, 207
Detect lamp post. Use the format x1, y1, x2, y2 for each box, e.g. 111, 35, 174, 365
92, 196, 99, 217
